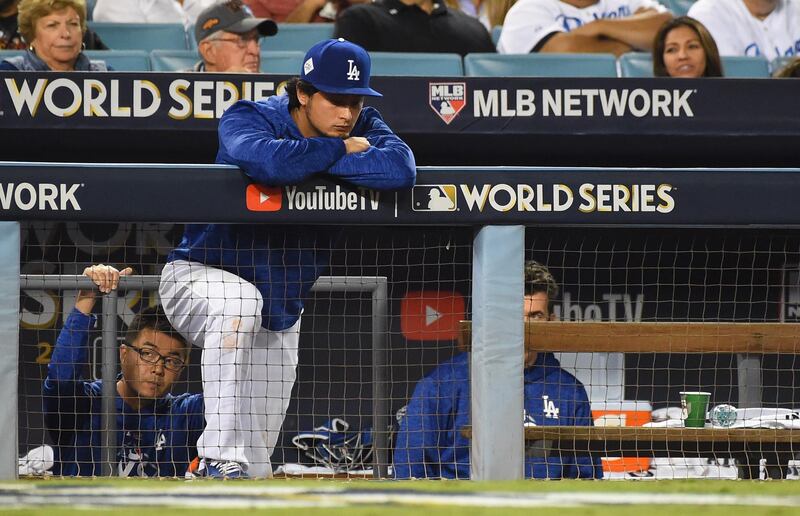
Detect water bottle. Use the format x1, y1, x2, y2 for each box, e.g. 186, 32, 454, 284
710, 404, 738, 427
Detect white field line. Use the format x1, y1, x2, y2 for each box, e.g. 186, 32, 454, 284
0, 485, 798, 509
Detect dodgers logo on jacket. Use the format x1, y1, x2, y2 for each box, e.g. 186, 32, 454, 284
429, 82, 466, 125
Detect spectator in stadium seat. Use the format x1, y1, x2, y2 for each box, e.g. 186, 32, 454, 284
393, 261, 602, 480
0, 0, 106, 51
191, 0, 277, 72
775, 55, 800, 76
93, 0, 226, 27
653, 16, 723, 77
334, 0, 495, 56
159, 38, 415, 479
687, 0, 800, 61
244, 0, 367, 23
497, 0, 672, 56
93, 0, 185, 24
43, 264, 204, 477
0, 0, 108, 70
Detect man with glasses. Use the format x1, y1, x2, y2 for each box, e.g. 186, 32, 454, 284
193, 0, 278, 73
42, 264, 204, 477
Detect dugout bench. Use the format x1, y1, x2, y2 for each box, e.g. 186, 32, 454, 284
460, 321, 800, 479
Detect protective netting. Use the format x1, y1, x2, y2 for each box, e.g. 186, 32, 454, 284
17, 223, 800, 479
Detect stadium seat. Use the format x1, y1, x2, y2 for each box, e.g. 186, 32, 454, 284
617, 52, 653, 77
491, 26, 502, 46
87, 22, 190, 51
464, 53, 617, 77
619, 52, 770, 78
370, 52, 463, 76
721, 56, 770, 77
663, 0, 695, 16
150, 50, 303, 73
0, 49, 25, 62
261, 50, 305, 74
84, 50, 151, 71
150, 50, 197, 72
0, 49, 149, 71
267, 24, 334, 51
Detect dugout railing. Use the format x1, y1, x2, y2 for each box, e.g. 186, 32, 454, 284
3, 164, 800, 480
17, 274, 390, 478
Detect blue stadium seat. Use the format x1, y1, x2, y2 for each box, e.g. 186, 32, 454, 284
150, 50, 303, 73
261, 50, 305, 74
370, 52, 463, 76
464, 53, 617, 77
0, 49, 25, 62
663, 0, 695, 16
0, 49, 149, 71
721, 56, 770, 77
619, 52, 770, 78
150, 50, 198, 72
267, 24, 334, 52
618, 52, 653, 77
87, 22, 190, 51
84, 50, 151, 71
491, 26, 502, 46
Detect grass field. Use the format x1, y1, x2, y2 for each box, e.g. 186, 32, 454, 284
2, 478, 799, 515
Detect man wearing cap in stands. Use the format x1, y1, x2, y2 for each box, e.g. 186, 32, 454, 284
193, 0, 277, 73
160, 38, 416, 478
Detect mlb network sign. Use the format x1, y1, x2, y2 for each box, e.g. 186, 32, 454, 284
0, 182, 83, 211
412, 182, 676, 214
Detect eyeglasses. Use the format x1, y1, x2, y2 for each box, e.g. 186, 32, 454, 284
214, 35, 260, 49
123, 343, 186, 372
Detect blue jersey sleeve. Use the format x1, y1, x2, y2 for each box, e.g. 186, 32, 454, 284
217, 100, 346, 185
43, 309, 99, 434
562, 385, 603, 479
393, 376, 447, 479
328, 107, 416, 190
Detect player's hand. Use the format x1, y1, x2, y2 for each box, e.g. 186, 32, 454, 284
82, 264, 134, 294
344, 137, 370, 154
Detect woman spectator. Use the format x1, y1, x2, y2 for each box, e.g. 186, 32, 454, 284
0, 0, 107, 70
653, 16, 722, 78
774, 57, 800, 77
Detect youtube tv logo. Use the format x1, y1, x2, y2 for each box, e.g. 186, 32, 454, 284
400, 291, 465, 341
246, 185, 282, 211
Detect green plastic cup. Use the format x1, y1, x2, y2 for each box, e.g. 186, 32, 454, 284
680, 391, 711, 428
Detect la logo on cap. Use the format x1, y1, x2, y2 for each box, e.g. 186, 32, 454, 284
346, 59, 360, 81
304, 58, 314, 75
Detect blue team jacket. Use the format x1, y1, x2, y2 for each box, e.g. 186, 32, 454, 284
168, 95, 416, 331
393, 352, 602, 479
42, 309, 205, 477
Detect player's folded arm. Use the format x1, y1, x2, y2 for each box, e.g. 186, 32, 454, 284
218, 101, 347, 185
327, 110, 416, 189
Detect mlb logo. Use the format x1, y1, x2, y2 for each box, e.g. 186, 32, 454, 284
246, 184, 282, 211
400, 291, 465, 341
412, 184, 457, 212
429, 82, 466, 124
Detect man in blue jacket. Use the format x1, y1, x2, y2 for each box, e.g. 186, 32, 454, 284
393, 261, 602, 479
159, 38, 416, 478
43, 264, 204, 477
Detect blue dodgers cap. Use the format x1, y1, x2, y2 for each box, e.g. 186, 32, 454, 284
301, 38, 382, 97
